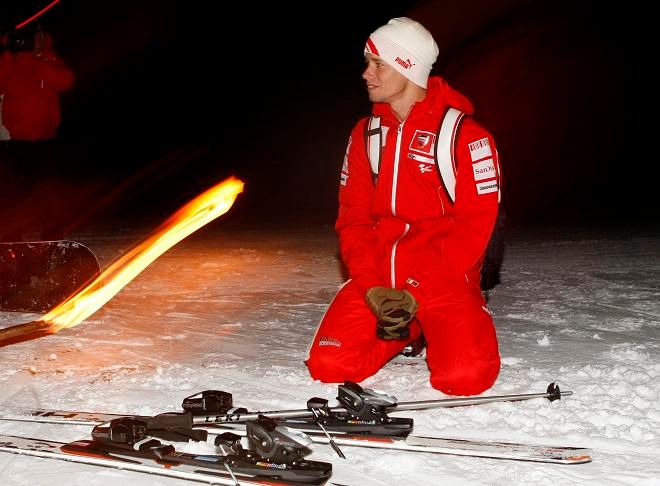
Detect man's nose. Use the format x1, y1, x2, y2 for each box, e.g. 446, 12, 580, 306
362, 65, 374, 80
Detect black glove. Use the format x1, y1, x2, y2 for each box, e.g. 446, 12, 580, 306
365, 287, 418, 340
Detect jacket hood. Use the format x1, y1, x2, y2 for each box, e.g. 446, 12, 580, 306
373, 76, 474, 121
427, 76, 474, 115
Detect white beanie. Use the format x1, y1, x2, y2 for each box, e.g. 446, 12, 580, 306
364, 17, 439, 88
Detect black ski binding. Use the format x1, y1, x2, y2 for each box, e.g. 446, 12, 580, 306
91, 416, 207, 451
212, 416, 332, 483
246, 415, 313, 463
279, 381, 414, 438
213, 431, 244, 455
337, 381, 397, 420
91, 418, 175, 455
182, 390, 234, 414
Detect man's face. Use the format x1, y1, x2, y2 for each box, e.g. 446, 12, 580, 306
362, 53, 409, 104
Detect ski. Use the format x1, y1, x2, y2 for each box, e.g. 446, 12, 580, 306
0, 412, 592, 465
214, 424, 592, 464
204, 424, 592, 464
0, 414, 333, 484
0, 433, 326, 485
0, 382, 591, 464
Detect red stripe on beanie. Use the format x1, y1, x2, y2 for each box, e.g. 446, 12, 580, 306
366, 38, 380, 56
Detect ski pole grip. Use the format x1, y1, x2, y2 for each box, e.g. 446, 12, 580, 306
143, 412, 193, 430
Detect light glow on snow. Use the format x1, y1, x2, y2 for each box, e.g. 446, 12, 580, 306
41, 177, 244, 332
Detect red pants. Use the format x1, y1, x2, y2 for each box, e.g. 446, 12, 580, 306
306, 280, 500, 396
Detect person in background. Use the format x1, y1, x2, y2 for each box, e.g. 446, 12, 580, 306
0, 22, 74, 241
306, 17, 502, 396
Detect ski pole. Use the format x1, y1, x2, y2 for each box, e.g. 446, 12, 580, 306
388, 383, 569, 411
192, 383, 569, 424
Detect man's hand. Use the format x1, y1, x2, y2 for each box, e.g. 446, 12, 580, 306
365, 287, 418, 340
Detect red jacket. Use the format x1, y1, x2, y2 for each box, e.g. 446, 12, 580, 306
336, 76, 501, 303
0, 34, 74, 141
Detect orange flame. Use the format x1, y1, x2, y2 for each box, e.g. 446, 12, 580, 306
42, 177, 244, 333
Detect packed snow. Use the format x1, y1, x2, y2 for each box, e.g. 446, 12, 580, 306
1, 222, 659, 485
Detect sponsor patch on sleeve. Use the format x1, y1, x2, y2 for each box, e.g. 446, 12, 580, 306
468, 138, 492, 161
476, 180, 498, 195
472, 158, 496, 181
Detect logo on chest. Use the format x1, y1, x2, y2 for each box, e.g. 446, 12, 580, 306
409, 130, 436, 156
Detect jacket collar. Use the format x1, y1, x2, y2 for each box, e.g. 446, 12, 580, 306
371, 76, 474, 125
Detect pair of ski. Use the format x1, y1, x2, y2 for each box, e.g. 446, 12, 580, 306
0, 381, 592, 485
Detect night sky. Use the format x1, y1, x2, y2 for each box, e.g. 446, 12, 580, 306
1, 1, 652, 234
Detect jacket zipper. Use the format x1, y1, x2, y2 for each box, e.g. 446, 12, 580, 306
391, 223, 410, 288
391, 122, 405, 216
389, 121, 408, 287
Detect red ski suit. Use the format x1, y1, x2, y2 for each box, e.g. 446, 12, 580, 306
307, 77, 501, 395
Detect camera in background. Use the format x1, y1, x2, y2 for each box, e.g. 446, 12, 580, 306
6, 29, 36, 52
0, 15, 39, 53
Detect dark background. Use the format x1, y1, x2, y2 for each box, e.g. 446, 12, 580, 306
1, 0, 652, 234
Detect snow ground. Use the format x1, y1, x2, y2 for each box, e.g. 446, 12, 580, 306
0, 223, 659, 486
